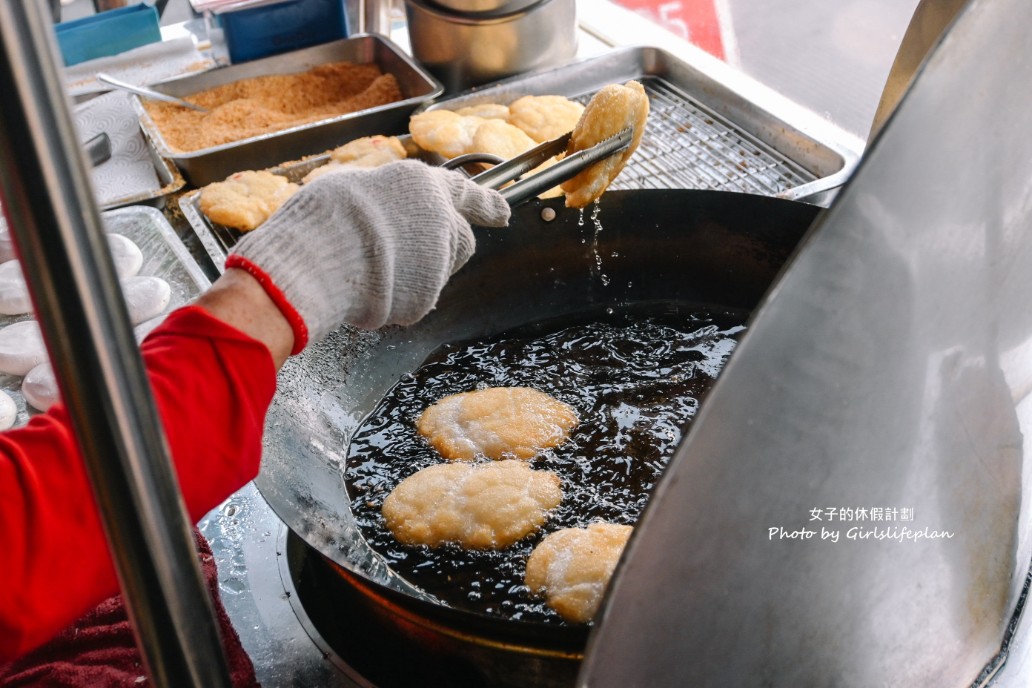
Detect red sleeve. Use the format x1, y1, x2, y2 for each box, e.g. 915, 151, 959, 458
0, 306, 277, 661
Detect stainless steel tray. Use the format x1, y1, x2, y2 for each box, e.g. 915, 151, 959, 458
416, 46, 859, 200
181, 45, 862, 267
180, 136, 431, 269
0, 205, 211, 427
74, 91, 186, 211
100, 143, 186, 211
181, 188, 232, 271
133, 34, 444, 187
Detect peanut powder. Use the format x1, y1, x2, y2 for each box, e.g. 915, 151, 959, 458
144, 62, 403, 152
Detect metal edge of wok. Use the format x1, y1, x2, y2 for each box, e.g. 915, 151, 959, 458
254, 189, 822, 653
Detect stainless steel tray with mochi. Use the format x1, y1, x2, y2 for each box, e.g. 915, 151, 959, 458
0, 205, 210, 427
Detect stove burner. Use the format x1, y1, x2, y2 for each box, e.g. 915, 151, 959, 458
287, 531, 581, 688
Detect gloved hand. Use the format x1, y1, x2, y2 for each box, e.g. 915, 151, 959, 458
226, 160, 510, 354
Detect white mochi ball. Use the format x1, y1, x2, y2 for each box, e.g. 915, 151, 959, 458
0, 389, 17, 430
107, 233, 143, 279
0, 260, 31, 316
122, 276, 171, 325
22, 361, 60, 412
0, 222, 15, 264
0, 320, 47, 376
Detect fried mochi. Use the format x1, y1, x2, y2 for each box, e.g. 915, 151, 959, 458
506, 94, 585, 143
470, 119, 537, 160
302, 134, 407, 183
560, 80, 649, 209
409, 109, 486, 159
524, 522, 633, 623
455, 103, 510, 120
199, 170, 299, 231
382, 460, 562, 549
416, 386, 578, 461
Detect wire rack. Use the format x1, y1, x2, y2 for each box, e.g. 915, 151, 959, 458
589, 77, 816, 196
184, 75, 825, 268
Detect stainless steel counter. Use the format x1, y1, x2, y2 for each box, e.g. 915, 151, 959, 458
198, 483, 367, 687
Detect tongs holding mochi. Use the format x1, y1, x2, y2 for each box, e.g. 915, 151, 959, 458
445, 127, 634, 208
459, 80, 649, 208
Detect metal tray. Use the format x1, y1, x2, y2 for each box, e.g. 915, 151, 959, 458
100, 142, 186, 211
180, 187, 232, 270
181, 45, 862, 266
0, 206, 211, 428
415, 45, 860, 200
133, 34, 444, 187
74, 91, 186, 211
180, 135, 435, 269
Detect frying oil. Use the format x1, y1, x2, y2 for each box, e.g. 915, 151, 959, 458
345, 305, 746, 624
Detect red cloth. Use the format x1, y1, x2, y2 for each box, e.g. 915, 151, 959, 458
0, 531, 259, 688
0, 306, 277, 669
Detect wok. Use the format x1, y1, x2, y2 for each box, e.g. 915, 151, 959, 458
253, 189, 821, 682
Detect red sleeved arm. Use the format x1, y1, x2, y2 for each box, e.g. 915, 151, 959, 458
0, 306, 277, 661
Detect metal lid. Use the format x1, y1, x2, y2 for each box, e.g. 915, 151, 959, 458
579, 0, 1032, 685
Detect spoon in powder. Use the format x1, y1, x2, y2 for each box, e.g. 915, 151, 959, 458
96, 73, 209, 113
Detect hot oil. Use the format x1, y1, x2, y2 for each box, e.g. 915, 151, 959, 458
344, 305, 746, 624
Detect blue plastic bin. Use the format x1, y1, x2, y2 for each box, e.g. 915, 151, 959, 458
54, 4, 162, 66
219, 0, 349, 64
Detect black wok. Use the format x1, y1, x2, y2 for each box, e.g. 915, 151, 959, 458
254, 189, 821, 685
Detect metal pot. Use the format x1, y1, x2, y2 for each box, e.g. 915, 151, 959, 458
404, 0, 578, 93
431, 0, 540, 12
258, 189, 821, 685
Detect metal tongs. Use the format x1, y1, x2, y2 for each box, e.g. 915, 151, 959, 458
445, 127, 634, 207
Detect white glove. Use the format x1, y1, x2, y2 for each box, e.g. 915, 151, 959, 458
226, 160, 510, 354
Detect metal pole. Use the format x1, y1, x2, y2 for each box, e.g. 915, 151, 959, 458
0, 3, 232, 686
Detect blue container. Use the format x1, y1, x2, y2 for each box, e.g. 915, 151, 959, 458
219, 0, 349, 64
54, 4, 162, 66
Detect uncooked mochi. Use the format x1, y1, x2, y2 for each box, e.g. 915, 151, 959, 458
122, 276, 171, 325
0, 389, 17, 430
0, 260, 31, 316
0, 320, 47, 376
22, 361, 60, 412
108, 233, 143, 278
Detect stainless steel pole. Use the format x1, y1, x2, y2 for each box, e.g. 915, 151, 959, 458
0, 3, 232, 686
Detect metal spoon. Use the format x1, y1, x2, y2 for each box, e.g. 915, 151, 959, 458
96, 73, 209, 113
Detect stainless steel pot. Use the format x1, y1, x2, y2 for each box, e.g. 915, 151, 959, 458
404, 0, 577, 93
431, 0, 540, 12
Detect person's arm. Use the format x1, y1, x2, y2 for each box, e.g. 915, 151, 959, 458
0, 299, 278, 660
0, 161, 508, 661
194, 266, 294, 368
